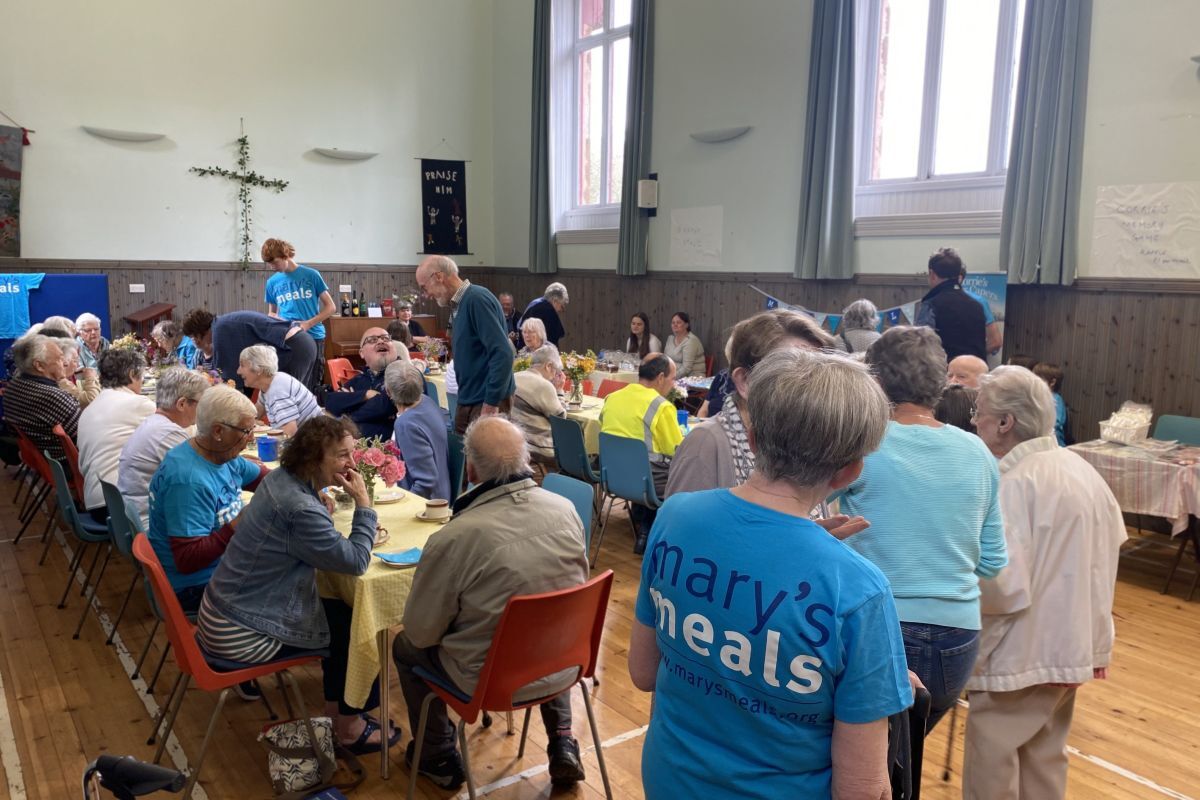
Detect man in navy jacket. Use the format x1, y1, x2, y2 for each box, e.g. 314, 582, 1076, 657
324, 327, 405, 439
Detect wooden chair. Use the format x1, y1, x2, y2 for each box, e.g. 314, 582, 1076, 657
407, 571, 615, 800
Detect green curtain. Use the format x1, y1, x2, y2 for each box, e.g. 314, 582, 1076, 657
794, 0, 855, 280
1000, 0, 1092, 285
528, 0, 558, 274
616, 0, 655, 276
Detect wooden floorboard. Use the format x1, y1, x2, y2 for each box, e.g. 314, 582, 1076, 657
0, 471, 1197, 799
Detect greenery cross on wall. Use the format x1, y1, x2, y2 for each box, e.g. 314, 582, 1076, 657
189, 121, 289, 268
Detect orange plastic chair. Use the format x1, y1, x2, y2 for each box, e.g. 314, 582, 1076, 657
327, 357, 361, 391
13, 430, 55, 545
51, 423, 85, 506
408, 570, 615, 799
132, 534, 328, 797
595, 379, 625, 399
561, 379, 594, 397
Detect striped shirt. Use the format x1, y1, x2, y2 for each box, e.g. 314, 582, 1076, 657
197, 592, 282, 664
262, 371, 322, 427
4, 374, 82, 461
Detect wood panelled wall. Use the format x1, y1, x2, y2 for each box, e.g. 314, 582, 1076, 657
6, 259, 1200, 442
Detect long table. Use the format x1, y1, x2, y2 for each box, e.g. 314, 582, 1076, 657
1068, 439, 1200, 535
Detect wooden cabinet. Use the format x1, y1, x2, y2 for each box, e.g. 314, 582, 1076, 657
324, 314, 443, 367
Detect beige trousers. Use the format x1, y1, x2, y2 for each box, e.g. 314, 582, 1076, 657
962, 685, 1077, 800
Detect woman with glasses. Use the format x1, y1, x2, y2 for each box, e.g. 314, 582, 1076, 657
74, 312, 110, 371
146, 385, 269, 617
833, 326, 1007, 733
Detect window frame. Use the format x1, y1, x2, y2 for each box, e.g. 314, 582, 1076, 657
854, 0, 1024, 228
551, 0, 631, 234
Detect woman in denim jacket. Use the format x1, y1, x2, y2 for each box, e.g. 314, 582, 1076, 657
199, 416, 400, 755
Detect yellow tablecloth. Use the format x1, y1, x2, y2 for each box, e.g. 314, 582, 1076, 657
566, 395, 604, 454
425, 372, 449, 410
317, 490, 443, 708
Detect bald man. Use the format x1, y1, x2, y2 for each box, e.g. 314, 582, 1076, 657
947, 355, 989, 389
392, 416, 590, 790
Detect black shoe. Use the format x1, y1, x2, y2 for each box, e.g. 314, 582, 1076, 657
405, 741, 466, 791
547, 735, 586, 786
633, 533, 648, 555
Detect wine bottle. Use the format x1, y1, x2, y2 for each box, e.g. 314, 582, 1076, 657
351, 292, 360, 316
340, 294, 350, 317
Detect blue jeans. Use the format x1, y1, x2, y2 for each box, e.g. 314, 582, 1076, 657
901, 622, 979, 733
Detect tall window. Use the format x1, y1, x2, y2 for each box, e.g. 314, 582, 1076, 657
855, 0, 1026, 228
552, 0, 632, 233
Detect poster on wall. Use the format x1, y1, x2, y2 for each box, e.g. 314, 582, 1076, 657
420, 158, 469, 255
0, 125, 24, 258
669, 205, 723, 268
961, 272, 1007, 367
1091, 182, 1200, 279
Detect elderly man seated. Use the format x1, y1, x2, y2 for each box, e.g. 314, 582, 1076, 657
511, 344, 566, 462
238, 345, 323, 437
4, 333, 81, 461
964, 367, 1126, 799
324, 327, 407, 439
392, 416, 589, 791
119, 367, 210, 526
77, 348, 155, 522
599, 353, 681, 554
384, 361, 450, 500
947, 354, 989, 389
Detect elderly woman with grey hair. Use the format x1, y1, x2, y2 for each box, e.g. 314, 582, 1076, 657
511, 344, 567, 460
962, 367, 1125, 799
119, 366, 211, 526
833, 325, 1006, 733
77, 348, 156, 520
629, 348, 912, 798
151, 319, 199, 368
517, 317, 548, 357
833, 299, 882, 354
238, 344, 322, 437
518, 281, 569, 348
385, 360, 450, 500
74, 312, 109, 371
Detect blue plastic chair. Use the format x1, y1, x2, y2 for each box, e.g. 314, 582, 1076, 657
1153, 415, 1200, 446
424, 379, 439, 402
594, 433, 661, 567
447, 431, 466, 503
543, 473, 595, 551
45, 453, 111, 639
100, 480, 149, 646
549, 415, 600, 485
446, 392, 458, 422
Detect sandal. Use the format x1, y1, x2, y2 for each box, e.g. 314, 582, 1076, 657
343, 714, 402, 755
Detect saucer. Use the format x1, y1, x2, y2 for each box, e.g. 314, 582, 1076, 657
375, 489, 404, 505
372, 529, 391, 548
414, 511, 451, 524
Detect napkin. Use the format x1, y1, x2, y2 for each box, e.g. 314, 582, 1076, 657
375, 547, 422, 566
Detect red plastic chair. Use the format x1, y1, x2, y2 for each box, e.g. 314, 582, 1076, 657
131, 534, 328, 798
595, 379, 625, 399
13, 430, 55, 546
408, 570, 615, 799
326, 357, 361, 391
704, 355, 715, 376
51, 423, 85, 506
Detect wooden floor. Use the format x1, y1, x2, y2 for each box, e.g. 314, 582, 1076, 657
0, 470, 1198, 799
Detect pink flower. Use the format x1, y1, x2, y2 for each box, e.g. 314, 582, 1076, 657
361, 448, 386, 468
381, 459, 405, 485
382, 440, 401, 457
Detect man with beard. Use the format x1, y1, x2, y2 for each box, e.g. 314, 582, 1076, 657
324, 327, 409, 439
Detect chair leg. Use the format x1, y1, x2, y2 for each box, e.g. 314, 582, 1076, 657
579, 681, 613, 800
506, 710, 515, 735
180, 686, 232, 798
132, 618, 160, 679
943, 701, 960, 780
407, 693, 437, 800
148, 672, 185, 746
1163, 534, 1190, 594
517, 707, 532, 757
107, 572, 141, 645
257, 681, 279, 721
274, 673, 295, 719
73, 545, 112, 639
458, 718, 477, 800
15, 484, 51, 545
36, 510, 58, 565
590, 495, 615, 569
147, 642, 172, 695
57, 542, 91, 609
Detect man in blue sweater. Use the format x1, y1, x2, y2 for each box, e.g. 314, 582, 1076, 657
415, 255, 514, 434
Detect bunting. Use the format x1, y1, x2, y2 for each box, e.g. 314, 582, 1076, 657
749, 285, 921, 333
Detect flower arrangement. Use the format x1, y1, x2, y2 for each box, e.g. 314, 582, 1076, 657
419, 338, 446, 364
352, 437, 406, 501
513, 355, 532, 372
561, 350, 597, 405
110, 333, 145, 353
667, 385, 687, 405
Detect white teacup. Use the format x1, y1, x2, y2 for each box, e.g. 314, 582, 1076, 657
424, 498, 451, 520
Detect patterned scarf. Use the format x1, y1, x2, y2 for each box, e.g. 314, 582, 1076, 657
718, 393, 755, 485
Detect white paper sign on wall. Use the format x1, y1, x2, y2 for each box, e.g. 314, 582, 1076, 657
669, 205, 723, 268
1091, 182, 1200, 278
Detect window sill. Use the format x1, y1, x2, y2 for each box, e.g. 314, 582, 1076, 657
555, 228, 619, 245
853, 211, 1002, 238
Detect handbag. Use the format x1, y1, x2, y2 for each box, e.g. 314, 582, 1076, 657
259, 716, 364, 799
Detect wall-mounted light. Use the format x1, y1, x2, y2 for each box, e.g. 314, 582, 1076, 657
81, 126, 166, 142
689, 126, 753, 144
312, 147, 378, 161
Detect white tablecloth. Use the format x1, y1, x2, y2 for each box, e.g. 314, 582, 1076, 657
1068, 439, 1200, 535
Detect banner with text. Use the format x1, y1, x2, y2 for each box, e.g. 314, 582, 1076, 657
420, 158, 469, 255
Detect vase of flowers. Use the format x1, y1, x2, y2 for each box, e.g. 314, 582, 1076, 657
419, 338, 446, 372
561, 350, 597, 408
513, 355, 532, 373
352, 437, 406, 502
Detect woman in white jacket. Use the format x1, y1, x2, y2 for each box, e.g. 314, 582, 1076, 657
965, 366, 1126, 799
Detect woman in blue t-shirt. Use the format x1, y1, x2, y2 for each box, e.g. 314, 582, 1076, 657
262, 237, 336, 390
628, 348, 912, 799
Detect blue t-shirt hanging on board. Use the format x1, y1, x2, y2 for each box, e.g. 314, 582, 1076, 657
0, 273, 45, 339
264, 265, 329, 340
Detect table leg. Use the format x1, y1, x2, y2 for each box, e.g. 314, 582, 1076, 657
378, 627, 390, 779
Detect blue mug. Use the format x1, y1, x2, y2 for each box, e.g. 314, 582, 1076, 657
256, 436, 280, 462
676, 409, 689, 427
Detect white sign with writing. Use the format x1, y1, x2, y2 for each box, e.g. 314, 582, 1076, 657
669, 205, 723, 268
1091, 182, 1200, 278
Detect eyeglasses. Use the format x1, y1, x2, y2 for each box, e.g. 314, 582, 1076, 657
218, 421, 254, 437
361, 334, 391, 347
